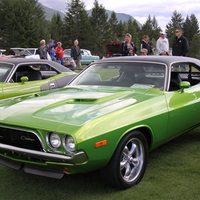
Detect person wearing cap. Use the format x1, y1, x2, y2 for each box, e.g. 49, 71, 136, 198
38, 39, 47, 59
156, 32, 169, 55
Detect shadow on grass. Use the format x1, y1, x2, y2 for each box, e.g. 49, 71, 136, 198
0, 128, 200, 200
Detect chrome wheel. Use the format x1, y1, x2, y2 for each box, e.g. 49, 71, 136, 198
120, 138, 144, 183
100, 131, 148, 189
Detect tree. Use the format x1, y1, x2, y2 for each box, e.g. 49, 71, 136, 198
140, 15, 161, 49
183, 14, 199, 45
187, 34, 200, 59
64, 0, 91, 49
166, 10, 185, 46
89, 0, 110, 57
0, 0, 48, 52
49, 13, 64, 43
116, 20, 127, 42
108, 11, 118, 42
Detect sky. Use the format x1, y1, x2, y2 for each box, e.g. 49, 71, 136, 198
38, 0, 200, 31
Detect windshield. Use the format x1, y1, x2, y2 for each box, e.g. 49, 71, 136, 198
70, 62, 166, 90
0, 63, 13, 82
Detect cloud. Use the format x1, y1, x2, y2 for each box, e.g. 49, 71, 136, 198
38, 0, 200, 31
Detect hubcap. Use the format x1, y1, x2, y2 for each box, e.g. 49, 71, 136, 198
120, 138, 144, 183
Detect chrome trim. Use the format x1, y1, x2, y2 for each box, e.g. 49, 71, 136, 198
0, 143, 87, 164
0, 125, 46, 151
50, 83, 55, 88
46, 132, 61, 151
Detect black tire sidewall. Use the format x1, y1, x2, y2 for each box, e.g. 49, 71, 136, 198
101, 130, 148, 189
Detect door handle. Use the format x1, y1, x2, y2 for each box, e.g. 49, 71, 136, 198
50, 83, 55, 88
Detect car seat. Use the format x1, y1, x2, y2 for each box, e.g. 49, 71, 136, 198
117, 66, 136, 87
28, 70, 42, 81
169, 72, 182, 91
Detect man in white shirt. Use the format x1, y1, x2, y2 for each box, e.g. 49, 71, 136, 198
156, 32, 169, 55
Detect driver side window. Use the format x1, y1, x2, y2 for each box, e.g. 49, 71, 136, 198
170, 63, 200, 91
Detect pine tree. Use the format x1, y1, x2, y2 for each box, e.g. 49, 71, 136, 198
108, 11, 118, 42
183, 14, 199, 45
140, 15, 161, 48
50, 13, 64, 44
0, 0, 48, 52
187, 34, 200, 59
166, 10, 185, 46
90, 0, 110, 57
64, 0, 91, 49
116, 20, 127, 42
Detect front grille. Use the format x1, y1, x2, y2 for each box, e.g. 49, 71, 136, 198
0, 126, 43, 151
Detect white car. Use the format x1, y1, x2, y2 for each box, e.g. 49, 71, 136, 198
11, 48, 51, 60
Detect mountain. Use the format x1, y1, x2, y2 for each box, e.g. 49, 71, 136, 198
38, 2, 141, 26
87, 9, 141, 26
37, 2, 65, 20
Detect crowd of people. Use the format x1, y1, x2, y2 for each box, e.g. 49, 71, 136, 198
120, 28, 189, 59
38, 39, 82, 70
38, 28, 189, 71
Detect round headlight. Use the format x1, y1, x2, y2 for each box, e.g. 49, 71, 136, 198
63, 136, 75, 152
48, 132, 61, 149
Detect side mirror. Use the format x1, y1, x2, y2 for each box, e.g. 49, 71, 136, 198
20, 76, 29, 84
179, 81, 190, 93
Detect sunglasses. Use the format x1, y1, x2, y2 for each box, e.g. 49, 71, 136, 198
175, 31, 179, 33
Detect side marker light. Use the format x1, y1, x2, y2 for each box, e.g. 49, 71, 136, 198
94, 140, 107, 148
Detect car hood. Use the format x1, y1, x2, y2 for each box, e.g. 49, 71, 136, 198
0, 86, 158, 129
11, 48, 32, 56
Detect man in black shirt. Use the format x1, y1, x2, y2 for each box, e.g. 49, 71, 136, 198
172, 28, 189, 71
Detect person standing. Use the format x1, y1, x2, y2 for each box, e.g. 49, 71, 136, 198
140, 35, 154, 55
156, 32, 169, 55
55, 42, 64, 65
71, 39, 82, 68
172, 28, 189, 56
38, 39, 47, 59
172, 28, 189, 71
120, 33, 137, 56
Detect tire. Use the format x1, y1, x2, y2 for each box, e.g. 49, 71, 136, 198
100, 130, 148, 189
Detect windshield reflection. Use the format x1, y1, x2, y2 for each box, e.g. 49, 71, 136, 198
70, 62, 166, 90
0, 64, 13, 82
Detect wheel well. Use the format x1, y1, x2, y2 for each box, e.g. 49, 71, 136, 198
135, 127, 152, 149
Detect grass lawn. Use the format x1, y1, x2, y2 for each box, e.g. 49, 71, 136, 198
0, 128, 200, 200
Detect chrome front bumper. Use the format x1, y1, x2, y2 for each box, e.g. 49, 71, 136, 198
0, 143, 88, 164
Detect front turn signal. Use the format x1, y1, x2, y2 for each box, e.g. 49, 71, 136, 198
94, 140, 107, 148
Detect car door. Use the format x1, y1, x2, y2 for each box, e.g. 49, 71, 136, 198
2, 80, 48, 99
165, 63, 200, 140
81, 50, 91, 65
2, 63, 58, 99
0, 83, 3, 99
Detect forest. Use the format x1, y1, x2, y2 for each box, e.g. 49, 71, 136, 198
0, 0, 199, 58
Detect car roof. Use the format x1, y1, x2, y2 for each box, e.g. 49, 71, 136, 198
97, 56, 200, 66
0, 58, 73, 72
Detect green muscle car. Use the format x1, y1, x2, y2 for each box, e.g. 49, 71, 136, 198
0, 56, 200, 189
0, 58, 76, 99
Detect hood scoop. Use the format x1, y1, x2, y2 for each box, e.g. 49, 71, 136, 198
73, 98, 97, 103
